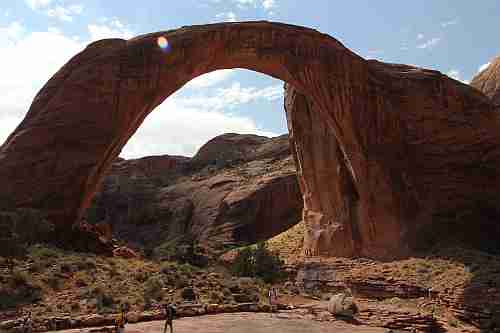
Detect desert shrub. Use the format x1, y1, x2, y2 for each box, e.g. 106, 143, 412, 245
28, 260, 47, 273
45, 275, 62, 290
180, 287, 196, 301
108, 266, 120, 278
73, 271, 91, 287
174, 274, 190, 289
144, 275, 164, 301
134, 270, 149, 283
178, 263, 198, 275
29, 245, 60, 259
11, 270, 29, 286
208, 290, 225, 303
70, 302, 81, 312
160, 262, 178, 274
231, 247, 255, 277
92, 285, 115, 313
0, 220, 25, 272
0, 272, 42, 310
231, 241, 285, 283
448, 317, 459, 328
0, 210, 54, 251
78, 258, 97, 270
154, 236, 208, 267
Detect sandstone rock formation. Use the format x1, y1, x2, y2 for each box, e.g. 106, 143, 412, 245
0, 21, 500, 258
85, 133, 302, 255
470, 56, 500, 109
286, 62, 500, 258
327, 293, 358, 318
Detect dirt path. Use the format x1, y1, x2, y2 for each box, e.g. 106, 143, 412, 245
54, 312, 386, 333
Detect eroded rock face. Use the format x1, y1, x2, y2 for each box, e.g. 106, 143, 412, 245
285, 60, 500, 258
85, 134, 302, 254
1, 21, 500, 258
470, 56, 500, 108
285, 86, 362, 257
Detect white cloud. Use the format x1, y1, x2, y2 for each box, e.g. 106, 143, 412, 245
417, 37, 441, 49
87, 19, 134, 41
365, 49, 384, 58
441, 18, 459, 27
185, 69, 235, 88
0, 19, 137, 146
213, 0, 276, 13
446, 69, 469, 84
121, 94, 277, 158
447, 69, 461, 80
417, 33, 424, 40
234, 0, 258, 9
121, 81, 283, 157
26, 1, 84, 22
180, 82, 283, 112
0, 23, 86, 145
0, 20, 281, 159
262, 0, 275, 9
0, 22, 25, 46
215, 11, 237, 22
25, 0, 52, 10
46, 4, 84, 22
478, 62, 491, 73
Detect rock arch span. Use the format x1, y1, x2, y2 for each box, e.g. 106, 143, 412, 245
1, 21, 500, 258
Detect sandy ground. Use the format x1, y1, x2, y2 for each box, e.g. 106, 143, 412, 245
54, 312, 386, 333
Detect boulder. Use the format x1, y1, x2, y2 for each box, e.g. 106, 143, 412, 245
236, 303, 260, 312
181, 287, 197, 301
78, 314, 109, 327
327, 293, 358, 318
233, 293, 258, 303
112, 246, 139, 259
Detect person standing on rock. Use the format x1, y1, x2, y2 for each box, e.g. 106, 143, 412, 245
273, 287, 279, 303
22, 311, 33, 333
115, 304, 128, 333
268, 287, 276, 317
163, 302, 177, 333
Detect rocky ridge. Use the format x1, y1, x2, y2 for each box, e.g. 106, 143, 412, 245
84, 133, 302, 256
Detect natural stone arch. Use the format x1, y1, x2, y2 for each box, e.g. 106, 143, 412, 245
1, 21, 500, 258
0, 21, 369, 224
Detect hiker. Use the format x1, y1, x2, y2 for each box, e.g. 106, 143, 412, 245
22, 312, 33, 333
115, 304, 128, 333
273, 287, 279, 304
268, 287, 277, 316
163, 302, 177, 333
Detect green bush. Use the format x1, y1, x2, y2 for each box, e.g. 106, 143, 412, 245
11, 270, 29, 287
0, 273, 42, 310
231, 241, 285, 283
153, 236, 208, 267
29, 245, 60, 259
92, 286, 114, 313
144, 275, 164, 302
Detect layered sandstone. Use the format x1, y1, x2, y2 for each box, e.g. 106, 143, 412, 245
0, 21, 500, 258
85, 133, 302, 254
285, 60, 500, 258
470, 56, 500, 108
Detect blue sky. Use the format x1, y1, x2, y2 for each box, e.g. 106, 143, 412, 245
1, 0, 499, 158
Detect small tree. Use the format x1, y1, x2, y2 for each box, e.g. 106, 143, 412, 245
231, 241, 285, 283
231, 246, 256, 277
0, 225, 24, 273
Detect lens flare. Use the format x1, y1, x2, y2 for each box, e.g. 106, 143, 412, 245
157, 36, 170, 52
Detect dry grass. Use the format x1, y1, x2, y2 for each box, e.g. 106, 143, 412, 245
0, 244, 271, 320
267, 221, 305, 262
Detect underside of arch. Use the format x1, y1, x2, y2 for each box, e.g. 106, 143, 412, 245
1, 21, 500, 258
